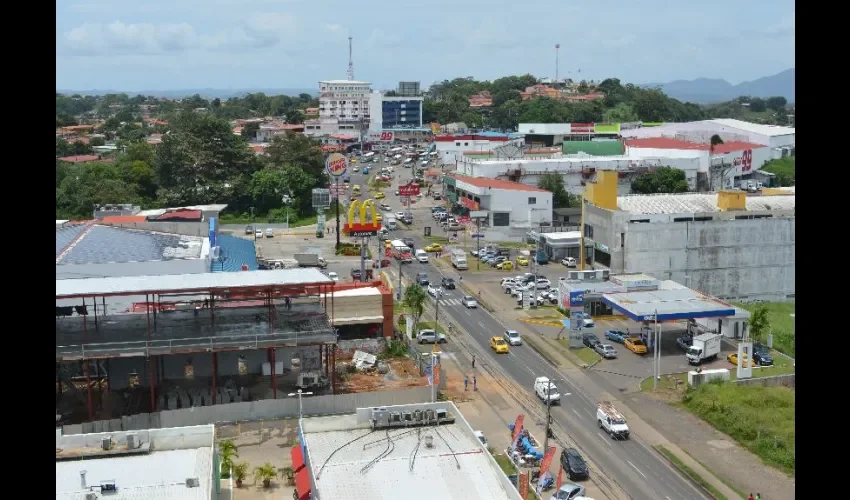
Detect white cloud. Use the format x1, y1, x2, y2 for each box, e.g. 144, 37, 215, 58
62, 15, 296, 56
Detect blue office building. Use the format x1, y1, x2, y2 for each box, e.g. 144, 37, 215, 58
380, 97, 423, 130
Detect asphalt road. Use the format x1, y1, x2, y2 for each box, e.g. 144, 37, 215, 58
372, 172, 708, 500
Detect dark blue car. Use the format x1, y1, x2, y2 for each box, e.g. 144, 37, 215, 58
753, 343, 774, 366
605, 330, 628, 343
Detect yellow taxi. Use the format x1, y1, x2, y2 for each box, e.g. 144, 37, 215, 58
490, 336, 510, 354
424, 243, 443, 253
624, 336, 648, 354
496, 260, 514, 271
384, 239, 392, 249
375, 192, 385, 199
350, 157, 358, 163
375, 213, 383, 222
727, 353, 754, 367
516, 255, 529, 266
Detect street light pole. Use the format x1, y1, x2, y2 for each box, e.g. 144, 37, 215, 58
250, 206, 256, 240
652, 309, 660, 391
476, 217, 481, 271
543, 379, 553, 452
287, 389, 314, 423
335, 179, 341, 247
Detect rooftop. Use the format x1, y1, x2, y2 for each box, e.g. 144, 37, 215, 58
707, 118, 796, 137
451, 174, 550, 193
540, 231, 581, 242
302, 403, 519, 500
616, 192, 796, 215
56, 426, 213, 500
321, 80, 371, 85
56, 268, 333, 298
56, 225, 207, 266
625, 137, 765, 153
58, 155, 106, 163
602, 285, 736, 321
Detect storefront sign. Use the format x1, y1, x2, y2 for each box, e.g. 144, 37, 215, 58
570, 123, 595, 134
325, 153, 348, 178
732, 149, 753, 172
398, 183, 421, 197
569, 290, 584, 307
456, 215, 471, 223
595, 242, 609, 253
460, 197, 480, 210
366, 131, 394, 142
344, 199, 380, 237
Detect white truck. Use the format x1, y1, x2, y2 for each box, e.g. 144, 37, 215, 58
597, 401, 630, 440
450, 249, 468, 270
686, 333, 722, 365
390, 240, 414, 263
293, 253, 328, 269
533, 377, 561, 405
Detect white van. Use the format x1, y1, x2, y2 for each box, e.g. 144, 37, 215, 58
386, 218, 398, 230
415, 249, 429, 263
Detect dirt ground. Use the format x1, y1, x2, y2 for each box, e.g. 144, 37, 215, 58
336, 358, 428, 392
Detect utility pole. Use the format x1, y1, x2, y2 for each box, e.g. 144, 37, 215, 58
397, 254, 403, 301
250, 206, 256, 240
476, 217, 481, 271
543, 378, 553, 452
335, 179, 341, 247
555, 43, 560, 85
435, 287, 442, 325
652, 309, 659, 391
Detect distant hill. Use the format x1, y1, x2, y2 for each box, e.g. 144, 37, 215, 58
56, 88, 317, 99
645, 69, 795, 104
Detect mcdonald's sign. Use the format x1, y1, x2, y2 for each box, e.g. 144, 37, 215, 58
344, 199, 381, 237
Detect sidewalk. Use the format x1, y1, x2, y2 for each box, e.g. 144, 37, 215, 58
457, 279, 746, 500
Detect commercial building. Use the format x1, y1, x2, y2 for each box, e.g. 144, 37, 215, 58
304, 80, 372, 137
56, 425, 217, 500
519, 122, 626, 147
367, 83, 427, 141
620, 118, 795, 150
435, 133, 525, 166
443, 174, 552, 231
526, 230, 589, 262
298, 401, 521, 499
581, 171, 795, 302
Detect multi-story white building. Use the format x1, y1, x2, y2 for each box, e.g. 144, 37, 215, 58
304, 80, 372, 137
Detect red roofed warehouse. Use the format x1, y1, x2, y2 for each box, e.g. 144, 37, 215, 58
624, 137, 771, 179
444, 173, 553, 228
434, 133, 524, 166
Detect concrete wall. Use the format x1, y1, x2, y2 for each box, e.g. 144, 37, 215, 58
104, 221, 213, 237
733, 373, 795, 388
614, 217, 795, 301
56, 258, 209, 280
62, 386, 433, 435
58, 423, 215, 451
476, 188, 553, 227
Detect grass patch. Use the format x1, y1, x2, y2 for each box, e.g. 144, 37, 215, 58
417, 321, 448, 336
424, 235, 450, 243
393, 303, 410, 314
640, 358, 795, 393
493, 453, 517, 475
524, 335, 561, 367
681, 382, 795, 475
219, 213, 319, 227
572, 347, 601, 365
655, 445, 730, 500
760, 156, 795, 186
731, 302, 795, 357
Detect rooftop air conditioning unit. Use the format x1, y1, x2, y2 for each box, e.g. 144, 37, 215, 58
390, 412, 401, 423
85, 494, 98, 500
101, 437, 112, 451
402, 412, 413, 422
185, 478, 200, 488
126, 433, 139, 450
435, 409, 447, 420
424, 409, 435, 421
413, 410, 423, 421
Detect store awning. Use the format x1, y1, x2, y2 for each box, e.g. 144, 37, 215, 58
291, 444, 305, 472
295, 468, 312, 500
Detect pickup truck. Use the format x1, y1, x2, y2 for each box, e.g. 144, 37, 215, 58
597, 401, 630, 440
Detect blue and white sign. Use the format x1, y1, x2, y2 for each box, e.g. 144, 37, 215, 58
569, 290, 585, 307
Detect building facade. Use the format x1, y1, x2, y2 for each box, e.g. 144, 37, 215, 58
304, 80, 372, 137
443, 174, 553, 232
620, 118, 795, 149
368, 93, 424, 131
435, 134, 524, 166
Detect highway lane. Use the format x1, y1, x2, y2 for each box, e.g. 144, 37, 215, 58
385, 255, 707, 500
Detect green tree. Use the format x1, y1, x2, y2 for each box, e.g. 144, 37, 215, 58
631, 166, 689, 194
56, 162, 139, 219
403, 284, 427, 334
749, 98, 766, 112
537, 172, 574, 208
89, 136, 106, 147
242, 122, 260, 140
765, 96, 787, 111
748, 305, 770, 342
285, 109, 304, 125
603, 102, 638, 123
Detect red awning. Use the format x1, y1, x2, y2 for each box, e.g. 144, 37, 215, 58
291, 445, 305, 472
294, 468, 311, 500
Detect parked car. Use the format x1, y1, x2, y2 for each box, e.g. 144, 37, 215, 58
245, 225, 254, 235
496, 261, 514, 271
536, 278, 552, 290
549, 483, 586, 500
560, 448, 589, 481
624, 336, 648, 354
441, 277, 456, 289
326, 271, 339, 282
416, 272, 429, 286
676, 334, 693, 351
560, 257, 577, 268
462, 295, 478, 308
255, 229, 264, 239
490, 256, 508, 267
582, 333, 601, 349
605, 330, 628, 343
490, 336, 509, 353
595, 343, 617, 359
417, 329, 447, 344
727, 352, 754, 367
504, 329, 523, 346
516, 255, 529, 266
752, 343, 774, 366
265, 228, 274, 238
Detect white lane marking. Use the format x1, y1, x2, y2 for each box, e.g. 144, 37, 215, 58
596, 432, 613, 448
627, 460, 648, 479
478, 322, 488, 330
572, 408, 582, 419
665, 497, 672, 500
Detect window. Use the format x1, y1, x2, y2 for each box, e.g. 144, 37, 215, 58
456, 142, 461, 146
584, 224, 594, 239
493, 212, 510, 227
464, 142, 469, 146
528, 197, 537, 205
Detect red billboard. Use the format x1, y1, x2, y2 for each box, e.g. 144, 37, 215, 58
733, 149, 753, 172
571, 123, 594, 134
456, 215, 471, 223
460, 197, 480, 210
366, 131, 395, 142
398, 183, 421, 197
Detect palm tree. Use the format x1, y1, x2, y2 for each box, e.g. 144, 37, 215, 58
218, 440, 238, 477
253, 462, 279, 488
403, 284, 427, 335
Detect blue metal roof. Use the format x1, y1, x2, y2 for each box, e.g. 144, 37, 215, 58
602, 288, 735, 322
57, 225, 205, 265
56, 224, 89, 255
212, 234, 258, 272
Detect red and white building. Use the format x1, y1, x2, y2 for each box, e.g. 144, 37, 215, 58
444, 174, 553, 229
434, 134, 524, 166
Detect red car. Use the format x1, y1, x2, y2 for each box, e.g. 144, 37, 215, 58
372, 259, 392, 268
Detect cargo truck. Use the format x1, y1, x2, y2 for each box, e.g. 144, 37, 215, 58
686, 333, 721, 365
293, 253, 328, 269
390, 240, 414, 263
450, 249, 468, 270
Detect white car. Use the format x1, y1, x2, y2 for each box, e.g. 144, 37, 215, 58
536, 278, 552, 290
549, 483, 586, 500
254, 229, 264, 238
327, 271, 339, 282
561, 257, 577, 268
511, 283, 535, 298
504, 329, 523, 346
573, 312, 595, 328
427, 284, 442, 298
462, 295, 478, 308
501, 279, 518, 292
415, 249, 429, 263
395, 211, 406, 219
265, 228, 274, 238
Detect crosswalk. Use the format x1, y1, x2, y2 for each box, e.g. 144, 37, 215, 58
434, 297, 463, 307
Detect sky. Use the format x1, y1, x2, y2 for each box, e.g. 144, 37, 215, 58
56, 0, 795, 92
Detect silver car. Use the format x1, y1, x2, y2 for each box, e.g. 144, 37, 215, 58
504, 329, 523, 346
461, 295, 478, 308
417, 329, 447, 344
550, 483, 586, 500
594, 343, 617, 359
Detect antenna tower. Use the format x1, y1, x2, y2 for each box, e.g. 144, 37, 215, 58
555, 43, 560, 85
347, 36, 354, 81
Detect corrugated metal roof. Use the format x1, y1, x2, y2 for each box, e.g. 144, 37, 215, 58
707, 119, 795, 137
56, 224, 90, 255
212, 234, 258, 272
56, 268, 332, 298
616, 193, 795, 215
57, 225, 205, 265
602, 286, 735, 321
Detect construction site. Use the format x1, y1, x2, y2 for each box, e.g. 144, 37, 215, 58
55, 269, 418, 426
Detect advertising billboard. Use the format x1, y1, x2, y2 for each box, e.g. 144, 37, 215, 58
366, 131, 394, 142
344, 199, 381, 237
570, 123, 594, 134
594, 123, 621, 134
325, 153, 348, 178
456, 215, 471, 223
569, 290, 585, 307
460, 197, 480, 210
397, 183, 421, 197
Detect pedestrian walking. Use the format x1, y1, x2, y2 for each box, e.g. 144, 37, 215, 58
748, 494, 754, 500
472, 355, 476, 368
464, 375, 469, 391
473, 375, 477, 391
755, 494, 761, 500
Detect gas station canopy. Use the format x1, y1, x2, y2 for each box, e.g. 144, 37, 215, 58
602, 288, 735, 322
